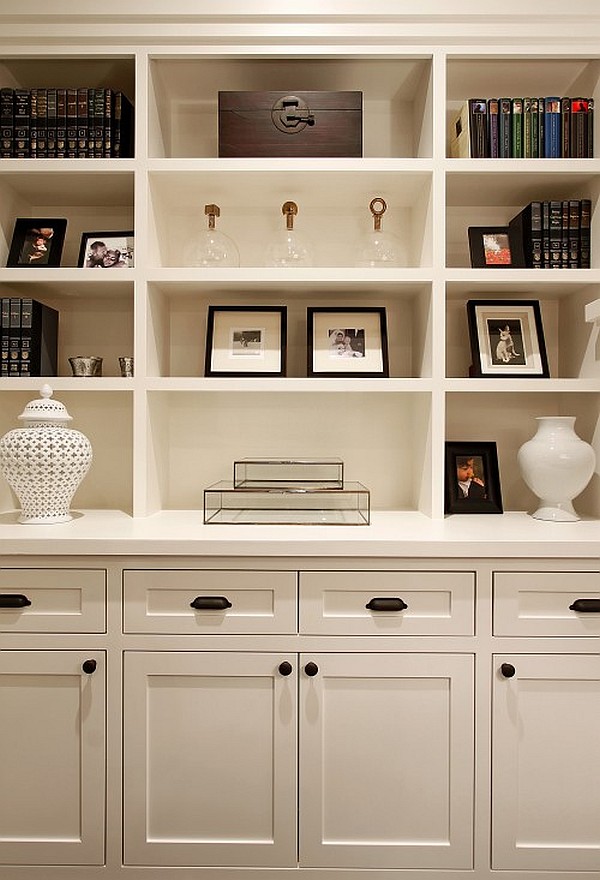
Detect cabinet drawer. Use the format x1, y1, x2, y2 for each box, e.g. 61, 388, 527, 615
299, 571, 474, 635
494, 571, 600, 636
123, 570, 297, 633
0, 568, 106, 633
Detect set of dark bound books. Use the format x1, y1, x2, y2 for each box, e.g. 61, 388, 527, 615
510, 199, 591, 268
0, 88, 134, 158
452, 97, 593, 158
0, 298, 58, 377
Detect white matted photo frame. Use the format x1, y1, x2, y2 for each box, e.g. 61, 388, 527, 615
78, 230, 134, 268
307, 306, 389, 377
467, 299, 549, 378
205, 305, 287, 377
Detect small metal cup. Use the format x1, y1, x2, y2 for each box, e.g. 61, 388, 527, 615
119, 356, 134, 377
69, 356, 103, 377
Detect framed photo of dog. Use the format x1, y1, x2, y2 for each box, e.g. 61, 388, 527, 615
466, 299, 549, 378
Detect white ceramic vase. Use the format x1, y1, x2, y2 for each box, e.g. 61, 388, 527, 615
517, 416, 596, 521
0, 385, 93, 524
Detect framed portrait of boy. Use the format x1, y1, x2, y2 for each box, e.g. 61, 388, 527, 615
205, 305, 287, 377
307, 306, 389, 377
78, 230, 134, 268
444, 441, 503, 514
467, 299, 549, 377
6, 218, 67, 267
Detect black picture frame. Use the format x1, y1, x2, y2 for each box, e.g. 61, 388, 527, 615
468, 225, 524, 269
6, 218, 67, 267
205, 305, 287, 377
467, 299, 549, 378
445, 441, 504, 515
78, 230, 134, 268
307, 306, 389, 377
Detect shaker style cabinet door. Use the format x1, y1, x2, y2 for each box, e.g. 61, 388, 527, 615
299, 653, 474, 869
123, 651, 297, 867
0, 651, 105, 865
493, 654, 600, 871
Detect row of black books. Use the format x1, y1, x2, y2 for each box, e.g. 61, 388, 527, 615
509, 199, 591, 268
0, 298, 58, 377
0, 88, 134, 159
451, 97, 594, 159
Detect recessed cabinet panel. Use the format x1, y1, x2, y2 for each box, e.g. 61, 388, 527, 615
0, 650, 105, 865
300, 652, 474, 868
299, 570, 475, 635
493, 571, 600, 636
123, 651, 297, 867
123, 569, 297, 633
493, 654, 600, 871
0, 567, 105, 632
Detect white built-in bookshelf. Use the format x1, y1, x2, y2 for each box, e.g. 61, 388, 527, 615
0, 20, 598, 540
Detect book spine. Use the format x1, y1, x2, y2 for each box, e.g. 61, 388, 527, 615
579, 198, 591, 269
77, 87, 88, 158
468, 99, 488, 158
544, 97, 561, 158
588, 97, 594, 158
94, 88, 105, 157
103, 88, 113, 157
19, 297, 33, 376
542, 200, 550, 267
568, 199, 580, 268
14, 89, 30, 158
511, 98, 523, 157
488, 98, 499, 158
0, 88, 13, 158
560, 199, 570, 267
548, 200, 563, 267
529, 200, 543, 267
56, 88, 67, 158
538, 96, 545, 157
87, 87, 95, 156
561, 97, 571, 157
523, 97, 533, 158
29, 88, 37, 158
530, 97, 540, 157
8, 297, 21, 376
35, 88, 48, 158
570, 97, 588, 158
498, 98, 511, 158
46, 88, 57, 158
66, 88, 78, 158
113, 91, 134, 158
0, 297, 9, 376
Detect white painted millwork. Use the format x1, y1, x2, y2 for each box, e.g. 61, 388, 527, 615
0, 567, 106, 632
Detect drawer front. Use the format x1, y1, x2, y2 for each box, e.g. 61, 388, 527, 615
299, 571, 474, 635
0, 568, 106, 633
123, 570, 297, 634
494, 571, 600, 636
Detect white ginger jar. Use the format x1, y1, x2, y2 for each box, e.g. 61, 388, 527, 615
0, 384, 92, 524
517, 416, 596, 522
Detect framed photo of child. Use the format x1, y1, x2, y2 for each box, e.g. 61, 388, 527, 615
78, 230, 134, 268
444, 441, 503, 514
6, 218, 67, 267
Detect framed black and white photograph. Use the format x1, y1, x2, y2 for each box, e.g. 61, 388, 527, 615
6, 218, 67, 267
78, 230, 134, 268
205, 305, 287, 377
467, 299, 549, 377
468, 226, 524, 269
444, 441, 503, 515
307, 307, 389, 377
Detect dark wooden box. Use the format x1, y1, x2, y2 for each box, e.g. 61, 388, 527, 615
218, 91, 362, 158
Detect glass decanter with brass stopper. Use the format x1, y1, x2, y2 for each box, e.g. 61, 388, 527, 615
265, 200, 313, 267
355, 197, 405, 267
185, 203, 240, 267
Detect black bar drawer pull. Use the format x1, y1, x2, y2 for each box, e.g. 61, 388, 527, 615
366, 597, 408, 612
190, 596, 232, 611
0, 594, 32, 608
569, 598, 600, 613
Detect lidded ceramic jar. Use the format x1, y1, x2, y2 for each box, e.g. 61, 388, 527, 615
0, 384, 92, 524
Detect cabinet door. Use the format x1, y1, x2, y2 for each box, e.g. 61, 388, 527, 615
299, 652, 474, 868
123, 651, 297, 867
493, 654, 600, 871
0, 651, 105, 865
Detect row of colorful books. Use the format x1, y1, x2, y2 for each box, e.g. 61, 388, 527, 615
509, 199, 591, 268
451, 97, 594, 159
0, 88, 134, 159
0, 298, 58, 377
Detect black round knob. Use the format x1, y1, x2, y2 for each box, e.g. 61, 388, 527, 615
304, 661, 319, 677
501, 663, 516, 678
82, 659, 97, 674
278, 661, 293, 676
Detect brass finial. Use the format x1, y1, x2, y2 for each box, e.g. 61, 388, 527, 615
282, 200, 299, 230
205, 204, 220, 230
369, 197, 387, 232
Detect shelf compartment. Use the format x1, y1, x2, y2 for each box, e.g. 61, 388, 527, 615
146, 390, 432, 516
148, 55, 433, 159
146, 279, 432, 379
0, 390, 133, 516
446, 390, 600, 518
446, 280, 600, 381
0, 278, 134, 378
0, 170, 134, 267
148, 168, 432, 269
